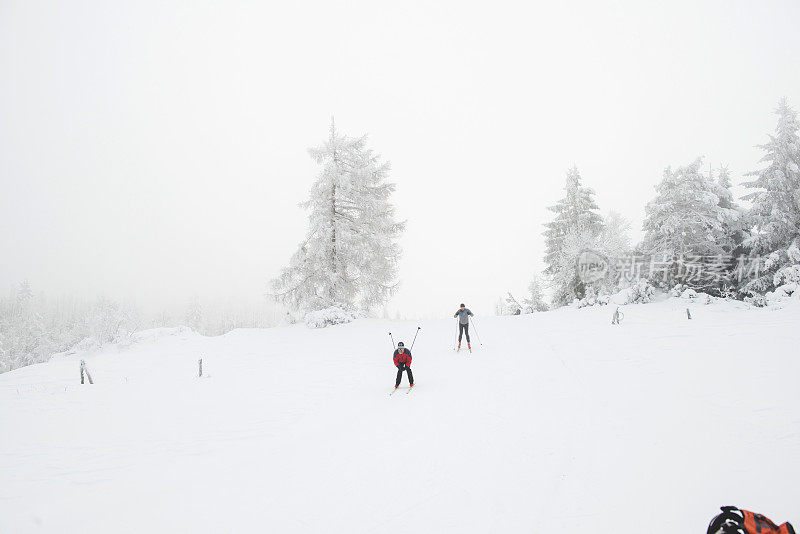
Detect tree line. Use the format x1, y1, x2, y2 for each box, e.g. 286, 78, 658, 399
272, 101, 800, 319
502, 98, 800, 313
3, 100, 798, 371
0, 285, 275, 373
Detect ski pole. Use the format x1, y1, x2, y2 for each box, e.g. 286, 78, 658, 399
389, 332, 396, 349
410, 326, 421, 349
469, 317, 483, 346
453, 319, 459, 350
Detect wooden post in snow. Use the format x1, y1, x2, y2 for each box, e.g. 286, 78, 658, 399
80, 360, 94, 384
686, 308, 692, 320
198, 358, 203, 378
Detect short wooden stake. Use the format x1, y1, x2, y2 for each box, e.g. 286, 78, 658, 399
198, 358, 203, 378
686, 308, 692, 320
80, 360, 94, 384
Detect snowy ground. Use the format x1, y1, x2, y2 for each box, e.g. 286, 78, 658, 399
1, 298, 798, 533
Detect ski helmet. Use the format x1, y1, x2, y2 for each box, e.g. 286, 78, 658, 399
397, 341, 404, 347
460, 303, 465, 308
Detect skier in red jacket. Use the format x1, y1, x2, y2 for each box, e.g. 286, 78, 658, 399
393, 341, 414, 389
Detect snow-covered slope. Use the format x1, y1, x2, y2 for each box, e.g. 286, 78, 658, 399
1, 299, 798, 533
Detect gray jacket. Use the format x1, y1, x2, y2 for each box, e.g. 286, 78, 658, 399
454, 308, 473, 324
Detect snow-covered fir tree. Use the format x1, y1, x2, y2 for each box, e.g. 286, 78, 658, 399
271, 120, 405, 314
543, 167, 604, 307
641, 158, 734, 289
708, 165, 747, 293
712, 165, 747, 260
715, 165, 735, 210
740, 99, 800, 294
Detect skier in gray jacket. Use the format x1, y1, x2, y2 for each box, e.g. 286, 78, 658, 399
454, 303, 473, 351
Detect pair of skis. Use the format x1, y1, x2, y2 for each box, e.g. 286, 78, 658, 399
390, 384, 414, 395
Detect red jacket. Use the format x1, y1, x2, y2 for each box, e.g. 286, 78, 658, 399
393, 348, 412, 367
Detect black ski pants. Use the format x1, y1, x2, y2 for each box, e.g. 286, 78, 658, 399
458, 322, 470, 343
395, 364, 414, 387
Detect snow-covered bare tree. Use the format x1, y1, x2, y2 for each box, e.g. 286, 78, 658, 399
84, 297, 138, 346
17, 280, 33, 304
543, 167, 605, 306
524, 274, 549, 312
501, 292, 523, 315
586, 211, 636, 293
185, 295, 203, 332
494, 297, 505, 316
598, 211, 632, 260
152, 311, 172, 328
271, 120, 405, 314
0, 281, 45, 372
740, 99, 800, 294
641, 158, 734, 289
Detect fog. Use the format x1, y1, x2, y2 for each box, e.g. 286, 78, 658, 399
1, 0, 799, 320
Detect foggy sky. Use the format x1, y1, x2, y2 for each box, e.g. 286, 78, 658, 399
1, 0, 799, 319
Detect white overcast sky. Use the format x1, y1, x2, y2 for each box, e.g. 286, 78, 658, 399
1, 0, 799, 319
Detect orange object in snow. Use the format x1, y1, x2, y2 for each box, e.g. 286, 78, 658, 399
708, 506, 794, 534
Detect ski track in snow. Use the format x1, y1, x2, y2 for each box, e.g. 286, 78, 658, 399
0, 299, 798, 533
